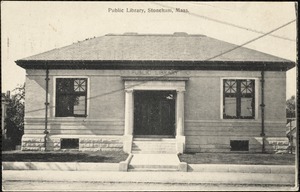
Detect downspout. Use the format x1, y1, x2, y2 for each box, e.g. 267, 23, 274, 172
44, 68, 49, 150
260, 69, 265, 153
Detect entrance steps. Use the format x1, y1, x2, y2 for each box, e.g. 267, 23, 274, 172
131, 138, 177, 154
128, 154, 180, 172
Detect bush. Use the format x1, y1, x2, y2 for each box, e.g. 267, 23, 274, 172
3, 84, 25, 150
1, 137, 15, 151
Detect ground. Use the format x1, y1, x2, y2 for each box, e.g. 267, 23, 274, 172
2, 181, 296, 191
179, 152, 295, 165
3, 151, 296, 165
2, 151, 128, 163
3, 152, 297, 191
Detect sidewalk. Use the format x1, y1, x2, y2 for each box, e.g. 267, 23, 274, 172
3, 170, 296, 185
3, 180, 298, 191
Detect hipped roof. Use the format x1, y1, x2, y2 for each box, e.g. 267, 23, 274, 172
16, 33, 295, 71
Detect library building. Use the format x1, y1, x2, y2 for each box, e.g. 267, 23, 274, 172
16, 32, 295, 154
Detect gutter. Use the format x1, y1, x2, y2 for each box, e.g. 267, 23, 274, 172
260, 70, 265, 153
44, 68, 49, 150
15, 60, 295, 71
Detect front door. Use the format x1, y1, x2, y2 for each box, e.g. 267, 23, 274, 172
134, 91, 176, 137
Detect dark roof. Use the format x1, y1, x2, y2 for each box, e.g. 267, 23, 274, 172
16, 33, 295, 71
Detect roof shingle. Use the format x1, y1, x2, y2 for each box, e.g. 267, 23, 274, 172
20, 33, 292, 62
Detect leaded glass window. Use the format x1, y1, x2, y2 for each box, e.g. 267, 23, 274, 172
223, 79, 255, 119
56, 78, 87, 117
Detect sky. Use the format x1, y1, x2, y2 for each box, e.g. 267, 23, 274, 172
1, 1, 297, 98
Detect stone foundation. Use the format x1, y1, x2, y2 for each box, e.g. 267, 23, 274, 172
21, 135, 289, 154
21, 135, 124, 152
253, 137, 290, 153
265, 137, 290, 154
48, 135, 123, 152
46, 136, 61, 151
79, 137, 123, 152
21, 135, 46, 151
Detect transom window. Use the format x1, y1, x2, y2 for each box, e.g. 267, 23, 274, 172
56, 78, 87, 117
223, 79, 255, 119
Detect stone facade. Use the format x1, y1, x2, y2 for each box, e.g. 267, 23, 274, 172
21, 135, 46, 151
79, 137, 123, 152
265, 137, 290, 154
44, 135, 123, 152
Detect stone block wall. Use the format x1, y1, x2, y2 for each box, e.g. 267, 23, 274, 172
79, 137, 123, 151
265, 137, 290, 154
21, 135, 123, 152
44, 135, 123, 152
21, 135, 46, 151
46, 137, 61, 151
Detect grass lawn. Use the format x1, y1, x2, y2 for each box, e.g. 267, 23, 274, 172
179, 153, 295, 165
2, 151, 128, 163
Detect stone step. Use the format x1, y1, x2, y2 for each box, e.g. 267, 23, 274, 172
132, 141, 176, 144
132, 148, 176, 150
132, 150, 176, 152
132, 146, 176, 149
132, 151, 177, 154
129, 164, 178, 169
132, 147, 176, 153
132, 145, 176, 148
133, 142, 176, 144
132, 139, 177, 154
133, 146, 175, 148
132, 148, 177, 153
132, 148, 177, 152
128, 154, 180, 171
132, 146, 176, 148
133, 138, 176, 141
132, 142, 176, 145
132, 143, 176, 146
132, 145, 176, 147
128, 168, 179, 172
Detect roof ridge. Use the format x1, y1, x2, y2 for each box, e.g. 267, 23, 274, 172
105, 33, 206, 37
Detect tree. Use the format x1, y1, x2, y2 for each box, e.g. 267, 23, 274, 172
286, 95, 296, 119
4, 84, 25, 149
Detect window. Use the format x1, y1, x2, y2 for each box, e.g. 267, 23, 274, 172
56, 78, 87, 117
223, 79, 255, 119
230, 140, 249, 151
61, 138, 79, 149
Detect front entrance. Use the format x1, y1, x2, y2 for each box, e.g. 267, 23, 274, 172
134, 91, 176, 137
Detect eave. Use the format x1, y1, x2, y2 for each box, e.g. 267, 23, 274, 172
15, 60, 295, 71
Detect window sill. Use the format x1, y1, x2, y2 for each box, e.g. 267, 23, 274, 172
54, 116, 87, 118
220, 118, 259, 123
230, 151, 250, 153
51, 117, 88, 121
223, 118, 256, 120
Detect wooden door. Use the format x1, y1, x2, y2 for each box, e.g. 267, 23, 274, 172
134, 91, 176, 137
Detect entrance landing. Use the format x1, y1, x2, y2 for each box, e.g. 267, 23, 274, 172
131, 138, 177, 154
128, 154, 181, 172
